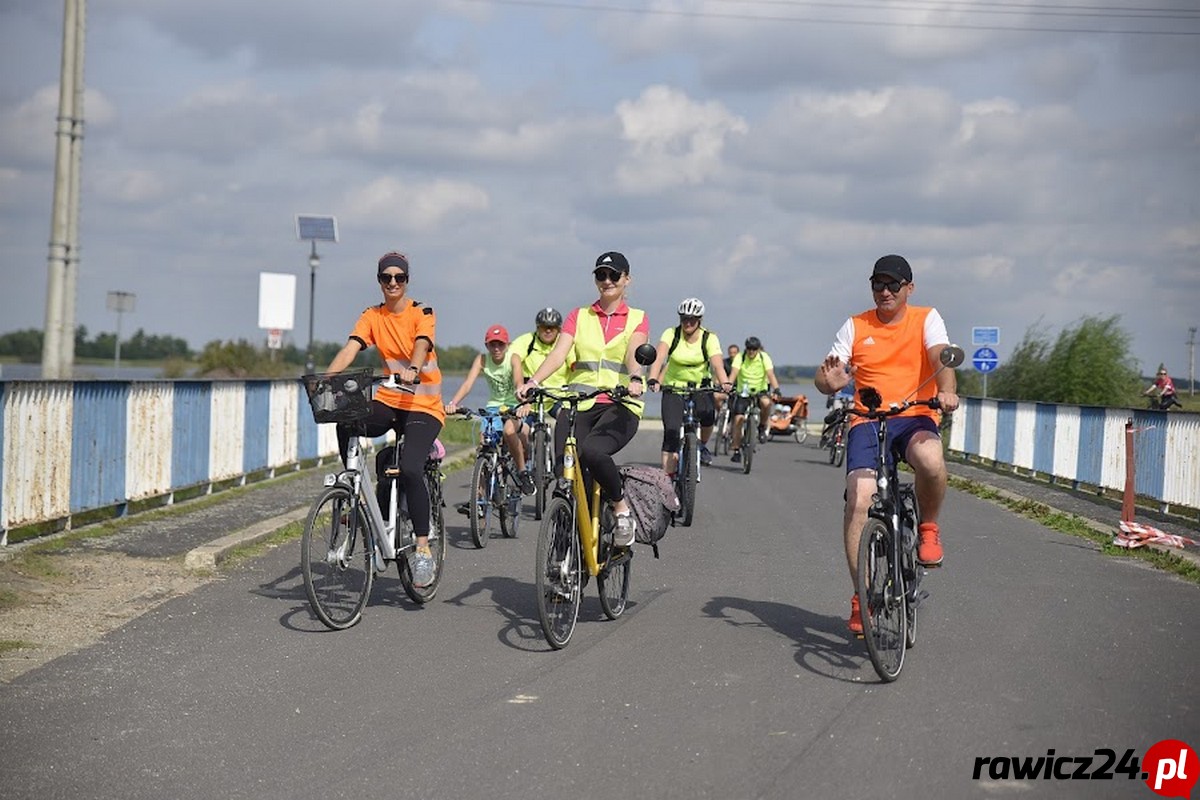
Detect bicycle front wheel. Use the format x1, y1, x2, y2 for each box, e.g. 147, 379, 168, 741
399, 469, 447, 604
680, 430, 698, 526
535, 496, 582, 649
532, 426, 551, 521
469, 454, 498, 548
302, 485, 373, 630
857, 518, 906, 681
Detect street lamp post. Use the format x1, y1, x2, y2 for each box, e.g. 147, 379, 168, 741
295, 214, 338, 375
306, 241, 319, 374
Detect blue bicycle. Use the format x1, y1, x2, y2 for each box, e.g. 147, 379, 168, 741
457, 408, 523, 548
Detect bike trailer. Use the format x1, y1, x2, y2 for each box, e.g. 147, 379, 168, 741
619, 465, 680, 558
768, 395, 808, 433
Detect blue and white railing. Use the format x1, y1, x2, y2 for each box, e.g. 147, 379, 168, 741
947, 398, 1199, 520
0, 379, 339, 545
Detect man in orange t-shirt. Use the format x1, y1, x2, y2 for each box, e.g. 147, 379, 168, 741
815, 254, 959, 634
325, 251, 445, 588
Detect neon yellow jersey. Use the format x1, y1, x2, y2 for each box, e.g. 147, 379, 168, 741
659, 326, 721, 388
510, 331, 569, 388
732, 350, 774, 393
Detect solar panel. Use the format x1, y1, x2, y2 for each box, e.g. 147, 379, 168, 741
296, 215, 338, 242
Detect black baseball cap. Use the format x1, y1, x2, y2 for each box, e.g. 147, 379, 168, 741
872, 254, 912, 282
594, 251, 630, 275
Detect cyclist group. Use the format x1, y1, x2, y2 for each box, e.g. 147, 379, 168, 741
320, 249, 958, 636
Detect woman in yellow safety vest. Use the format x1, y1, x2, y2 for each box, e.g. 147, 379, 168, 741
517, 251, 649, 546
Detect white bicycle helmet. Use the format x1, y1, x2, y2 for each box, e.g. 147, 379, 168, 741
677, 297, 705, 317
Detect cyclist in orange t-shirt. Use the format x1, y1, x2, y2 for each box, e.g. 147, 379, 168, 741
815, 255, 959, 635
325, 251, 445, 588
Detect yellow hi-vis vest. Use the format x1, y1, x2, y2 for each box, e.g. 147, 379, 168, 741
568, 306, 646, 417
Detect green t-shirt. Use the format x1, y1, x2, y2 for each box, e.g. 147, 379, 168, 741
481, 352, 518, 408
659, 326, 721, 388
731, 350, 773, 393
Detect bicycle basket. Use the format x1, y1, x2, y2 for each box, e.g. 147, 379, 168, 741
301, 369, 373, 424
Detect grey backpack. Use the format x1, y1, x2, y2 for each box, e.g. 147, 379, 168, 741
619, 465, 680, 558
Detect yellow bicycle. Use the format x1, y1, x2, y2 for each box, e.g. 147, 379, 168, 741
527, 385, 636, 649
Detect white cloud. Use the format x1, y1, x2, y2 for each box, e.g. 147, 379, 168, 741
343, 176, 490, 231
615, 85, 748, 192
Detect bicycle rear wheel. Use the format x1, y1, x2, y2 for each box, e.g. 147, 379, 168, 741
857, 518, 906, 681
499, 463, 520, 539
597, 506, 631, 619
532, 426, 551, 521
302, 485, 373, 630
900, 486, 921, 648
535, 496, 582, 649
680, 430, 698, 526
469, 453, 498, 548
399, 469, 448, 604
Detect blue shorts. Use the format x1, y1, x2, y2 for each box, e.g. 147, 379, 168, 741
845, 415, 939, 473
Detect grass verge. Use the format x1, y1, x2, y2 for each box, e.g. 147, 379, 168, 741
948, 476, 1200, 586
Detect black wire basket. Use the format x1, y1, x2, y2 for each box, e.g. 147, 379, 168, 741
301, 369, 374, 424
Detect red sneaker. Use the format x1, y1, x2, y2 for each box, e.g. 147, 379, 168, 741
848, 594, 865, 636
917, 522, 943, 567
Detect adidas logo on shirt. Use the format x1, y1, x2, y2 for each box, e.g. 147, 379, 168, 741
863, 336, 876, 345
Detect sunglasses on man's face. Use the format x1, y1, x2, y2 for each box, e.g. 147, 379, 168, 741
378, 272, 408, 285
870, 277, 907, 294
593, 268, 624, 283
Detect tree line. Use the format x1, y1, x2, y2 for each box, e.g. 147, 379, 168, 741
0, 314, 1164, 408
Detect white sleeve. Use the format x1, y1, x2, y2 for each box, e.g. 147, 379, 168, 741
830, 318, 855, 361
924, 309, 949, 349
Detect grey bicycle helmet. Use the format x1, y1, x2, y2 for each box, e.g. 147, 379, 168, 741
677, 297, 705, 317
535, 307, 563, 328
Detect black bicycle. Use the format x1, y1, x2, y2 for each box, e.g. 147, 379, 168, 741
820, 405, 849, 468
527, 398, 556, 520
734, 389, 771, 475
848, 346, 963, 681
457, 408, 523, 548
659, 384, 720, 527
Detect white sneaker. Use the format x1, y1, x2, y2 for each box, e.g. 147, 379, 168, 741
613, 512, 637, 547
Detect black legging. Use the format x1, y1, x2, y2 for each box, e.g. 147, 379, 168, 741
554, 402, 639, 503
660, 391, 715, 453
337, 402, 442, 537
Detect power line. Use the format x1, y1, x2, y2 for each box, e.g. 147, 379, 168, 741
456, 0, 1200, 35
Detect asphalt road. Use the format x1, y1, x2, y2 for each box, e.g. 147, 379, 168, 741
1, 430, 1197, 800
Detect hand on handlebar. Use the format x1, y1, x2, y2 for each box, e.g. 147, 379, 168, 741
935, 390, 959, 413
647, 378, 660, 392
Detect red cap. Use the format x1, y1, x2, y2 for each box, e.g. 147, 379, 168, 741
485, 324, 509, 344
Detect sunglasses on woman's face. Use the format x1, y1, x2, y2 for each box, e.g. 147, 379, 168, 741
378, 272, 408, 285
870, 277, 907, 294
593, 268, 624, 283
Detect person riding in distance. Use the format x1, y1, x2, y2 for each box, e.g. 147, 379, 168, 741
324, 251, 444, 588
510, 307, 571, 418
445, 324, 536, 496
1143, 366, 1183, 410
814, 254, 959, 635
727, 336, 781, 463
516, 251, 649, 547
646, 297, 732, 471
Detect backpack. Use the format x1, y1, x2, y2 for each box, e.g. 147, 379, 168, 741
667, 326, 712, 364
619, 464, 680, 558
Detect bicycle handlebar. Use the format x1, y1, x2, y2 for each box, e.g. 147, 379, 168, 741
451, 405, 527, 420
656, 384, 724, 396
523, 385, 632, 405
846, 396, 941, 422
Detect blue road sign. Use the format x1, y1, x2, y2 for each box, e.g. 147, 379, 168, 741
972, 326, 1000, 346
973, 346, 999, 373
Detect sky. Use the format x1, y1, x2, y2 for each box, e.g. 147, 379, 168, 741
1, 0, 1198, 378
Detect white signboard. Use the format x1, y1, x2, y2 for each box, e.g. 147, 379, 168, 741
258, 272, 296, 330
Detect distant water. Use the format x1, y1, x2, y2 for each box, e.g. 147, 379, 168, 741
0, 363, 166, 381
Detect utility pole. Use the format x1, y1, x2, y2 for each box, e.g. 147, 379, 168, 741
41, 0, 86, 379
1189, 327, 1197, 397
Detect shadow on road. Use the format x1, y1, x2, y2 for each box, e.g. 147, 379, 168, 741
701, 595, 870, 684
